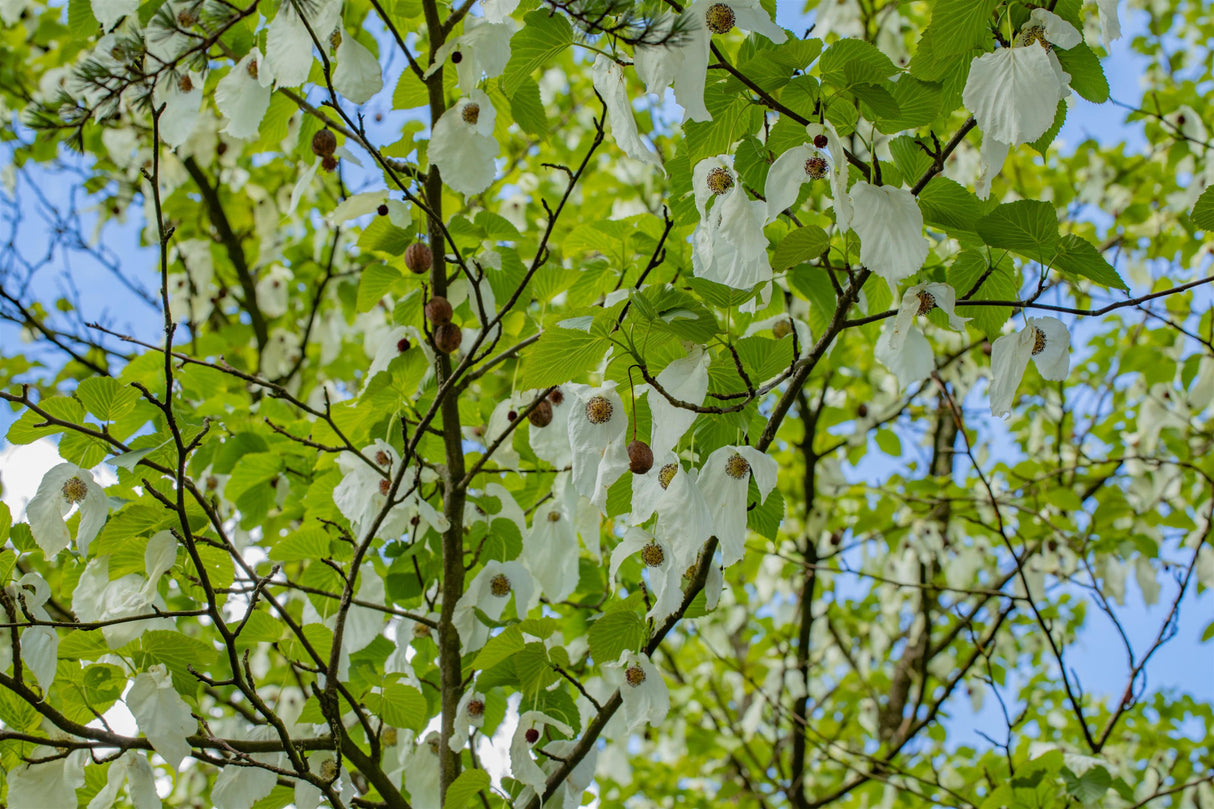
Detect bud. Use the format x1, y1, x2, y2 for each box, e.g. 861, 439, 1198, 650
627, 440, 654, 474
377, 203, 389, 216
524, 728, 540, 744
528, 400, 553, 428
856, 403, 869, 418
405, 242, 432, 274
773, 320, 793, 339
311, 129, 337, 157
321, 154, 338, 172
813, 133, 829, 149
433, 322, 462, 354
507, 410, 518, 422
425, 296, 454, 324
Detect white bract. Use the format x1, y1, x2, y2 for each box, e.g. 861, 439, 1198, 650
429, 90, 499, 196
1095, 0, 1121, 49
592, 55, 662, 169
27, 461, 107, 556
765, 123, 852, 230
452, 559, 534, 651
9, 573, 57, 689
610, 527, 685, 623
529, 388, 572, 467
127, 663, 196, 769
333, 440, 448, 539
265, 0, 340, 87
255, 264, 292, 318
630, 452, 711, 568
849, 182, 929, 294
635, 1, 785, 122
605, 650, 670, 730
334, 31, 384, 104
523, 497, 581, 603
6, 748, 87, 809
215, 49, 273, 140
648, 344, 710, 457
152, 71, 202, 148
86, 752, 161, 809
427, 16, 513, 90
691, 155, 772, 291
699, 445, 779, 566
510, 711, 573, 793
875, 282, 970, 389
448, 689, 487, 752
988, 316, 1072, 418
963, 9, 1082, 197
72, 530, 177, 648
565, 382, 630, 510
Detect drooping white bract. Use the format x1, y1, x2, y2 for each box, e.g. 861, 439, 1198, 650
592, 54, 662, 169
210, 729, 280, 809
849, 182, 929, 294
604, 650, 670, 730
86, 751, 161, 809
523, 496, 581, 603
6, 748, 88, 809
510, 711, 574, 794
963, 9, 1081, 197
90, 0, 134, 28
27, 461, 107, 556
152, 71, 202, 148
481, 0, 518, 23
1095, 0, 1121, 49
426, 16, 513, 91
635, 1, 785, 122
265, 0, 341, 87
610, 527, 685, 623
565, 382, 630, 511
402, 732, 441, 809
529, 387, 572, 467
334, 31, 384, 104
127, 663, 195, 769
483, 393, 529, 471
698, 445, 779, 566
448, 689, 487, 752
365, 325, 433, 392
452, 559, 534, 651
256, 264, 292, 318
333, 440, 447, 540
875, 282, 970, 390
72, 531, 177, 648
9, 573, 57, 689
691, 155, 772, 291
429, 90, 499, 196
516, 738, 597, 809
765, 122, 852, 230
215, 49, 274, 140
988, 316, 1072, 418
630, 451, 711, 567
648, 345, 710, 457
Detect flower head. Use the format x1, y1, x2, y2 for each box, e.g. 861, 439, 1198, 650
510, 711, 573, 794
609, 527, 686, 623
27, 462, 108, 556
453, 560, 534, 651
605, 651, 669, 730
875, 282, 970, 389
698, 445, 779, 566
430, 90, 499, 196
765, 122, 852, 229
988, 316, 1071, 418
691, 155, 773, 291
565, 382, 630, 511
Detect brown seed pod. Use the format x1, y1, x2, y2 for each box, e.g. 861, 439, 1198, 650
528, 400, 553, 428
627, 440, 654, 475
425, 296, 454, 324
433, 321, 462, 354
404, 242, 432, 274
311, 129, 337, 158
321, 154, 338, 172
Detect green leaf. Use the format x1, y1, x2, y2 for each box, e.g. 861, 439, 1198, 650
949, 250, 1019, 339
76, 377, 140, 421
270, 525, 331, 562
1202, 620, 1214, 643
917, 177, 983, 238
1051, 234, 1127, 290
474, 625, 525, 671
819, 39, 897, 86
444, 769, 490, 809
0, 503, 10, 547
976, 200, 1060, 259
587, 609, 646, 665
7, 396, 85, 444
514, 641, 559, 695
509, 77, 548, 137
1029, 100, 1067, 155
773, 226, 830, 271
357, 218, 412, 257
501, 10, 572, 98
1193, 185, 1214, 230
357, 264, 404, 313
1056, 43, 1109, 103
518, 328, 610, 388
374, 683, 428, 731
889, 135, 933, 182
1064, 765, 1112, 805
926, 0, 999, 55
685, 90, 763, 164
68, 0, 98, 38
126, 630, 219, 692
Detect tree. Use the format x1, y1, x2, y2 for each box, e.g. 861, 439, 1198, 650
0, 0, 1212, 806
